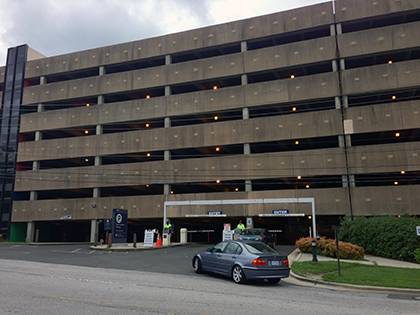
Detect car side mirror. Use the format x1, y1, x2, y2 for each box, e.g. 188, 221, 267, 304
207, 247, 213, 252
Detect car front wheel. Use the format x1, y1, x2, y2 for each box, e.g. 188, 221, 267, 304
232, 265, 246, 284
193, 257, 202, 274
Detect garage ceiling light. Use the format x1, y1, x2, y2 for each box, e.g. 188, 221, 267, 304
216, 180, 221, 183
400, 170, 406, 174
213, 85, 219, 90
86, 103, 90, 107
84, 130, 89, 134
297, 176, 302, 180
214, 115, 219, 121
392, 95, 397, 100
146, 95, 151, 99
215, 147, 221, 152
305, 184, 310, 189
394, 181, 399, 185
145, 123, 150, 128
395, 132, 400, 138
146, 153, 151, 157
292, 107, 297, 112
295, 140, 300, 145
290, 74, 295, 79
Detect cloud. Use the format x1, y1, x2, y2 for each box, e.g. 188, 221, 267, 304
0, 0, 330, 66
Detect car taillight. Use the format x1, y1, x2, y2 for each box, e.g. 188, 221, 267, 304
252, 257, 267, 266
282, 258, 289, 268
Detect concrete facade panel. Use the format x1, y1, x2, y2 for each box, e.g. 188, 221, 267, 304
17, 109, 342, 162
244, 37, 336, 73
335, 0, 420, 22
346, 100, 420, 134
350, 185, 420, 216
11, 187, 347, 222
341, 60, 420, 95
347, 142, 420, 174
14, 148, 346, 191
338, 21, 420, 58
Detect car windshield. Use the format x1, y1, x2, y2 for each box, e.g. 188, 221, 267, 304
244, 242, 277, 255
241, 229, 263, 236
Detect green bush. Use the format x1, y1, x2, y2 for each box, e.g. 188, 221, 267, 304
295, 237, 364, 260
414, 249, 420, 264
339, 216, 420, 262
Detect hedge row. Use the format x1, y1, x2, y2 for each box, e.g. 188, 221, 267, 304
339, 216, 420, 263
295, 237, 365, 260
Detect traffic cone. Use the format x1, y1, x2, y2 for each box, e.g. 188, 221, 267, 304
155, 233, 162, 248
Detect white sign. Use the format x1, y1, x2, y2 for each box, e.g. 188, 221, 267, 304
144, 230, 154, 247
223, 230, 234, 241
416, 226, 420, 236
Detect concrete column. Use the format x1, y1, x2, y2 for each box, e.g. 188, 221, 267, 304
330, 24, 336, 36
242, 108, 249, 120
30, 191, 37, 200
96, 125, 103, 135
336, 23, 343, 35
26, 222, 35, 243
241, 74, 248, 85
348, 175, 355, 187
332, 60, 338, 72
37, 104, 44, 112
164, 184, 170, 195
34, 131, 42, 141
342, 175, 349, 188
335, 96, 341, 109
339, 59, 346, 71
164, 117, 171, 128
345, 134, 352, 147
31, 161, 39, 171
97, 95, 104, 104
245, 180, 252, 192
90, 219, 97, 243
338, 135, 345, 148
342, 95, 349, 108
243, 143, 251, 155
93, 188, 100, 198
241, 41, 247, 52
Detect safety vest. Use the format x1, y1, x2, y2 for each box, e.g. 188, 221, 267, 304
164, 224, 172, 229
237, 223, 245, 231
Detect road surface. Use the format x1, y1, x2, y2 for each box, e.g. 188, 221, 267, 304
0, 255, 419, 314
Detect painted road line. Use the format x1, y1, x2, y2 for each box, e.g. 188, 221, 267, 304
88, 250, 96, 254
70, 248, 81, 253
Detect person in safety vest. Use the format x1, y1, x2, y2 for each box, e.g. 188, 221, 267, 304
236, 220, 245, 232
164, 220, 173, 234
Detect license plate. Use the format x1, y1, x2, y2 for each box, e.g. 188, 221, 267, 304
270, 261, 280, 266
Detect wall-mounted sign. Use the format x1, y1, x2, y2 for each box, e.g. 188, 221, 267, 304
112, 208, 128, 243
208, 211, 224, 216
272, 210, 289, 215
223, 230, 234, 241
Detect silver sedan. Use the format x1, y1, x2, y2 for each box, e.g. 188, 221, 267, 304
192, 240, 289, 284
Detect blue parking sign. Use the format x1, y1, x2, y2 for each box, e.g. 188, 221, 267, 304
112, 209, 128, 243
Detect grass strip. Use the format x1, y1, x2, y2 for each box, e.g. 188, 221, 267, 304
292, 261, 420, 289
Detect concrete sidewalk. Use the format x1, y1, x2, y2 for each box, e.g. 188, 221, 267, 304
294, 251, 420, 269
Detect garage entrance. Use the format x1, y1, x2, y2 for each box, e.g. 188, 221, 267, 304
35, 220, 90, 242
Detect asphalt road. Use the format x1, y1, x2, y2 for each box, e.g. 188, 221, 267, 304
0, 243, 294, 274
1, 257, 419, 315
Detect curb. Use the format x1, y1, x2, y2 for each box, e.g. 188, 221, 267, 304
90, 243, 186, 251
290, 270, 420, 294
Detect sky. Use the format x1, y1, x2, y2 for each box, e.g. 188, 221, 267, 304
0, 0, 329, 66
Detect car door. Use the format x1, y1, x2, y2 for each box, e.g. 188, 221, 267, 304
203, 241, 228, 273
218, 242, 242, 275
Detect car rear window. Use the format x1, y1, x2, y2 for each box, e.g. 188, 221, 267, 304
244, 242, 277, 255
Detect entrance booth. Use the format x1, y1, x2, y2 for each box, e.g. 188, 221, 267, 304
163, 198, 317, 245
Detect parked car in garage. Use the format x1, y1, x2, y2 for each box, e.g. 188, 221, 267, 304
237, 228, 276, 248
192, 240, 289, 284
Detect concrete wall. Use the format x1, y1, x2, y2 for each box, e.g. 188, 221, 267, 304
14, 148, 347, 191
335, 0, 420, 22
338, 20, 420, 58
23, 2, 334, 79
17, 109, 342, 162
342, 59, 420, 95
20, 72, 339, 132
21, 37, 336, 106
11, 184, 420, 221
